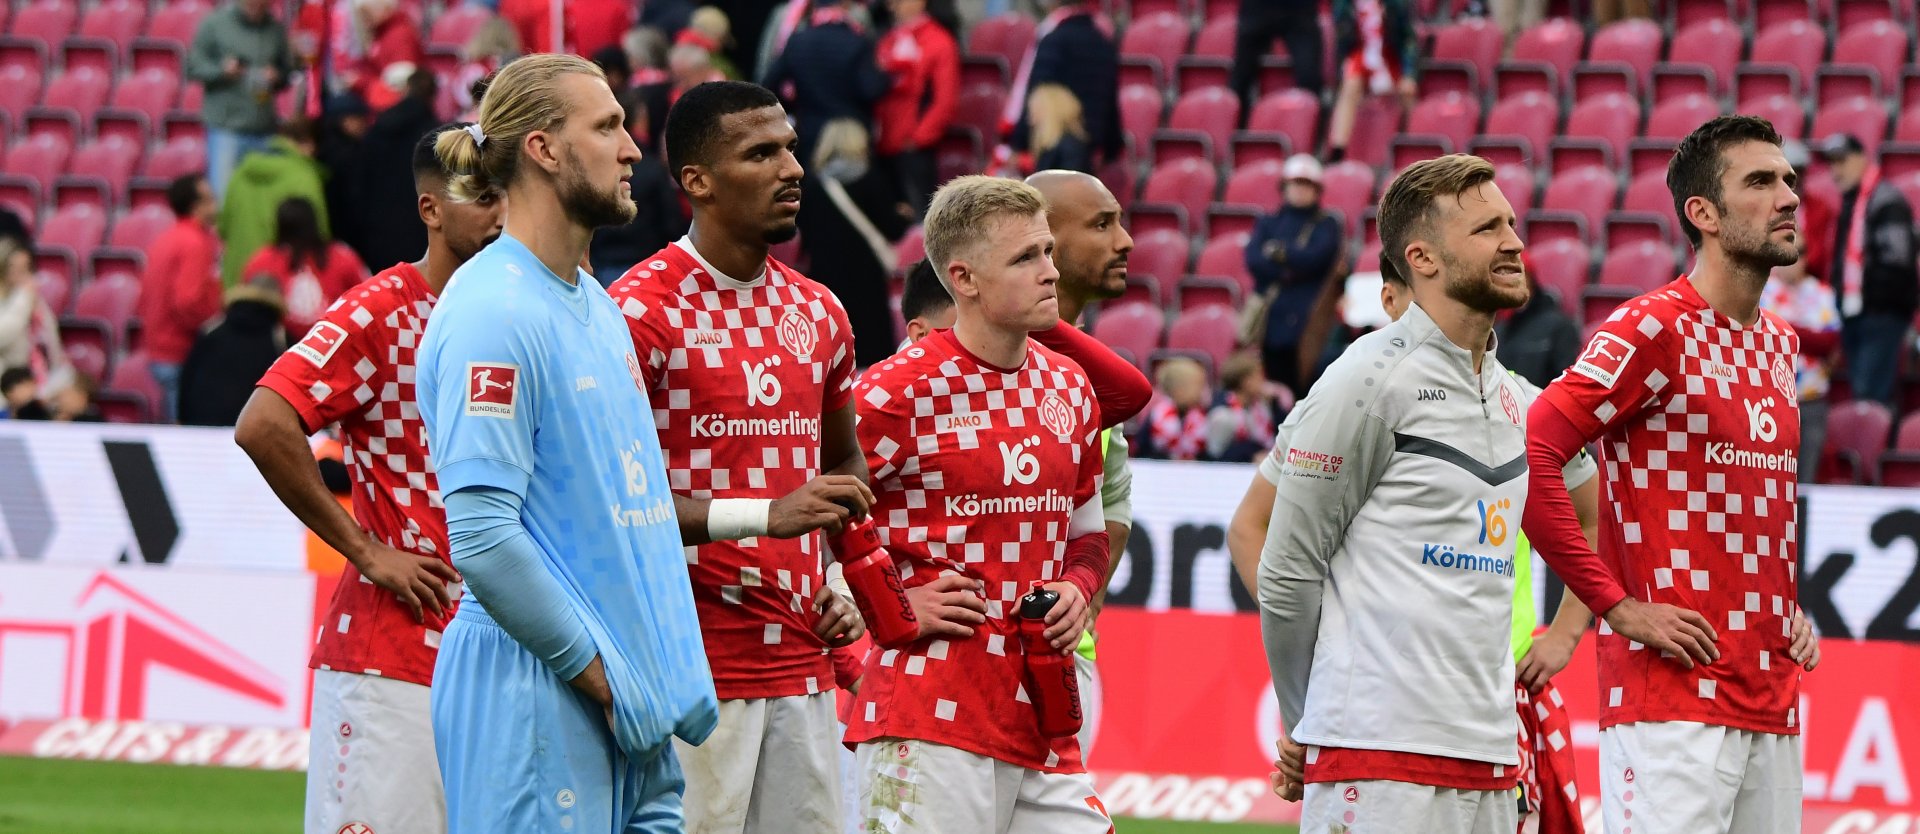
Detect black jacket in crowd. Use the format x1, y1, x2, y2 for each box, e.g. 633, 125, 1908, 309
797, 165, 911, 367
178, 296, 287, 427
351, 94, 442, 271
1830, 180, 1919, 318
1008, 13, 1123, 167
1495, 288, 1582, 390
760, 19, 891, 162
591, 154, 689, 283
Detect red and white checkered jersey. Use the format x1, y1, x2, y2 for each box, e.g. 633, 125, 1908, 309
1539, 277, 1802, 735
607, 240, 857, 700
257, 263, 451, 687
845, 330, 1104, 773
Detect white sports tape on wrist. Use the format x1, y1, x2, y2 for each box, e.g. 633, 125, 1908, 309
707, 498, 771, 541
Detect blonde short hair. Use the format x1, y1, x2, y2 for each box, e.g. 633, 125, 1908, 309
923, 176, 1047, 288
814, 119, 871, 171
433, 53, 607, 202
1026, 83, 1086, 154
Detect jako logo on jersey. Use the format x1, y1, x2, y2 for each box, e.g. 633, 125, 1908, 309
1418, 388, 1446, 401
1000, 437, 1041, 486
1571, 331, 1636, 388
936, 412, 993, 432
618, 440, 649, 497
778, 311, 817, 359
1039, 392, 1076, 440
744, 357, 783, 407
1476, 498, 1512, 546
291, 321, 350, 368
1746, 397, 1779, 443
465, 363, 518, 418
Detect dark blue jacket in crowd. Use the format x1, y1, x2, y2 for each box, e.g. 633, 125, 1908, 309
760, 19, 891, 161
1008, 13, 1123, 165
1246, 204, 1343, 349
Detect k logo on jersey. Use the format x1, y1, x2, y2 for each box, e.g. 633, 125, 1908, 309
1039, 392, 1076, 440
744, 357, 783, 407
465, 363, 518, 418
1000, 437, 1041, 486
618, 440, 649, 496
778, 311, 817, 359
292, 321, 350, 368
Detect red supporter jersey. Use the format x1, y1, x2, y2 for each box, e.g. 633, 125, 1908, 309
608, 240, 857, 700
845, 330, 1103, 773
1539, 277, 1803, 734
257, 263, 453, 687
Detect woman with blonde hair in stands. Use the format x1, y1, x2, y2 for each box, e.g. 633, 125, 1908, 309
797, 118, 914, 365
1028, 83, 1094, 174
0, 237, 65, 379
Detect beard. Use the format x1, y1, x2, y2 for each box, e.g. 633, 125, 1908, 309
1722, 211, 1801, 273
450, 231, 501, 264
560, 154, 637, 230
1441, 251, 1530, 313
762, 219, 799, 244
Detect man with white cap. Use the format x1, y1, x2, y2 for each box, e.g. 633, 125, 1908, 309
1245, 154, 1345, 395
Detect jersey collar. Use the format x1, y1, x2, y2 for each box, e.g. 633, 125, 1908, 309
672, 235, 770, 289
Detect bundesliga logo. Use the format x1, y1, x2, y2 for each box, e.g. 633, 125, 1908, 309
465, 363, 518, 418
292, 321, 350, 368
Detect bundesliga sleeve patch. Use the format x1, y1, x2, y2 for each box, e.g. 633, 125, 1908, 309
290, 321, 350, 368
1570, 331, 1637, 389
465, 362, 519, 418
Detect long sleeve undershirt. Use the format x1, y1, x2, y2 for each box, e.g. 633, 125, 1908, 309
444, 486, 597, 681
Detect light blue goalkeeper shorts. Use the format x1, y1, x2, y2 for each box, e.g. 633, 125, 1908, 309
432, 604, 685, 834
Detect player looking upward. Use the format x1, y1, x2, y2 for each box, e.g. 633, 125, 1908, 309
607, 80, 981, 834
1525, 115, 1821, 834
849, 175, 1114, 833
236, 122, 505, 834
416, 53, 718, 834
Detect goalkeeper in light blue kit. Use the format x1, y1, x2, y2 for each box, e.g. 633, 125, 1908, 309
416, 54, 718, 833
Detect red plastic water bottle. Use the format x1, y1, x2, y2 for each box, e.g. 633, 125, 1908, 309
1018, 584, 1083, 738
830, 516, 920, 648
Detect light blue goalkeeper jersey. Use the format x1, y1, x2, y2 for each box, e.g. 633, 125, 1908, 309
418, 232, 717, 757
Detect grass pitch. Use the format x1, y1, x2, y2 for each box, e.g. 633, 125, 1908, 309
0, 756, 1295, 834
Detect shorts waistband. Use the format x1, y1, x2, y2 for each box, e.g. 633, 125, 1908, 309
452, 602, 497, 629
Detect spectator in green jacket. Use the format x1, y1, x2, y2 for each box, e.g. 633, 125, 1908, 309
187, 0, 297, 200
219, 118, 329, 285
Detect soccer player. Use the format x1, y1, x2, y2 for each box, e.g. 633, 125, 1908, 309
1524, 115, 1822, 833
1256, 154, 1629, 832
235, 122, 504, 834
415, 54, 719, 834
849, 175, 1113, 833
1229, 261, 1602, 832
900, 259, 957, 345
1026, 168, 1152, 760
608, 80, 972, 834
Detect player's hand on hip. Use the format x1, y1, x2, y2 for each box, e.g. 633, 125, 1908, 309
1270, 732, 1305, 802
1602, 597, 1720, 668
906, 574, 989, 638
1789, 607, 1820, 671
1039, 581, 1090, 652
769, 475, 875, 537
906, 573, 989, 638
568, 655, 614, 708
1516, 630, 1578, 694
812, 586, 866, 647
355, 541, 461, 623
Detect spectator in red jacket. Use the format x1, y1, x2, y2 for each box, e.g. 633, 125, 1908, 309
140, 173, 226, 423
347, 0, 424, 113
241, 197, 369, 337
875, 0, 959, 214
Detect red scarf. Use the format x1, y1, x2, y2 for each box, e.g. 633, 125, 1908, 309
1516, 680, 1585, 834
1146, 398, 1208, 461
1840, 165, 1879, 317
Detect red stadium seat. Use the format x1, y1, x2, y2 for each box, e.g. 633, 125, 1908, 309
1418, 62, 1478, 101
1483, 91, 1561, 162
1229, 134, 1291, 169
1740, 94, 1808, 140
109, 67, 180, 123
1130, 205, 1188, 239
76, 0, 148, 50
1407, 92, 1482, 154
10, 0, 78, 44
1813, 97, 1889, 157
952, 82, 1005, 146
109, 203, 174, 250
1139, 158, 1217, 231
1831, 20, 1909, 96
1164, 305, 1239, 371
1191, 16, 1235, 60
1670, 0, 1733, 27
1118, 12, 1188, 79
1754, 0, 1812, 28
41, 66, 112, 121
1660, 18, 1742, 97
1115, 275, 1161, 309
1893, 109, 1920, 143
0, 63, 43, 119
1221, 159, 1285, 208
1494, 164, 1535, 218
1510, 18, 1585, 83
107, 350, 163, 411
1749, 20, 1827, 87
3, 133, 72, 193
1895, 411, 1920, 451
1541, 166, 1618, 233
146, 0, 213, 43
1525, 237, 1590, 316
1644, 93, 1723, 141
1089, 301, 1165, 365
1244, 89, 1319, 155
1342, 97, 1402, 169
1194, 232, 1253, 293
1621, 170, 1670, 215
1174, 275, 1242, 311
966, 13, 1034, 73
1206, 206, 1262, 239
40, 202, 107, 254
59, 37, 117, 76
1431, 17, 1503, 71
68, 135, 142, 196
142, 134, 205, 180
60, 327, 111, 380
1128, 227, 1191, 283
1562, 92, 1641, 163
1318, 162, 1375, 233
1118, 84, 1164, 156
1836, 0, 1902, 28
1390, 135, 1453, 173
1734, 64, 1800, 104
35, 257, 71, 313
1586, 18, 1662, 94
72, 269, 142, 335
1824, 400, 1892, 484
1604, 212, 1675, 249
428, 3, 492, 48
961, 55, 1009, 89
1161, 86, 1238, 160
54, 177, 109, 212
1597, 240, 1678, 291
130, 38, 185, 75
0, 175, 38, 226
